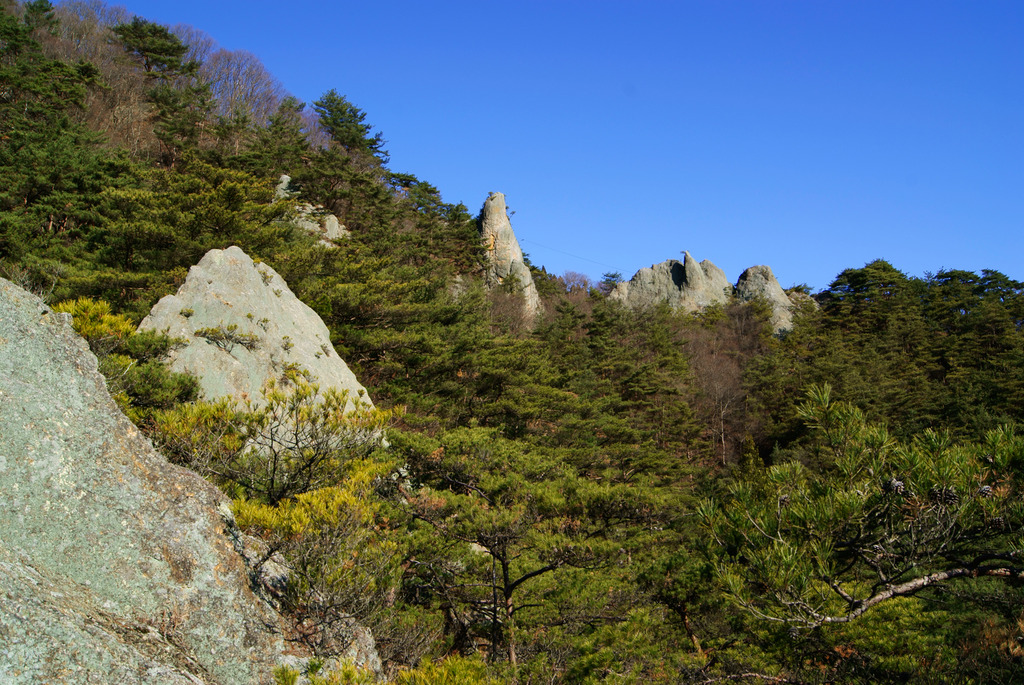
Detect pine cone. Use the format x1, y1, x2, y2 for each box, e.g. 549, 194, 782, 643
883, 477, 905, 495
929, 486, 960, 506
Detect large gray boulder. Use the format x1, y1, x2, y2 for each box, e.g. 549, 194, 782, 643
735, 265, 795, 333
0, 278, 292, 683
479, 192, 542, 321
610, 252, 732, 313
139, 246, 372, 410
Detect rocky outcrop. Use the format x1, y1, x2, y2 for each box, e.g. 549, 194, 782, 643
609, 252, 732, 313
735, 265, 795, 332
609, 254, 800, 333
0, 278, 292, 683
277, 175, 349, 245
479, 192, 542, 321
139, 246, 372, 410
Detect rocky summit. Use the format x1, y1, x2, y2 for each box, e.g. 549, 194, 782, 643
609, 252, 732, 313
479, 192, 542, 321
139, 246, 372, 410
0, 278, 292, 683
610, 253, 799, 333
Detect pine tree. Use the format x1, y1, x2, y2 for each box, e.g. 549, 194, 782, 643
312, 89, 388, 161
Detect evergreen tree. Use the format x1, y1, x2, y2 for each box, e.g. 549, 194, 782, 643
235, 95, 311, 176
395, 427, 665, 667
111, 16, 190, 75
112, 16, 211, 165
0, 1, 123, 269
312, 88, 388, 161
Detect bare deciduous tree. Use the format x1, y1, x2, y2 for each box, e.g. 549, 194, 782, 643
52, 1, 157, 157
200, 47, 286, 124
170, 23, 216, 66
686, 302, 772, 465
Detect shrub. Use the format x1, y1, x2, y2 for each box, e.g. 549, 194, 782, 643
235, 459, 399, 655
53, 297, 136, 355
151, 377, 399, 504
54, 297, 198, 421
194, 323, 261, 352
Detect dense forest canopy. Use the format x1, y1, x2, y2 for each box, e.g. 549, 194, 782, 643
3, 2, 1024, 682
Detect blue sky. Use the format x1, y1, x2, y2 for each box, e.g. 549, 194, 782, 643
111, 1, 1022, 290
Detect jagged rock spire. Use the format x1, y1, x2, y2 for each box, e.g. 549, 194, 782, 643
479, 192, 542, 321
611, 252, 799, 333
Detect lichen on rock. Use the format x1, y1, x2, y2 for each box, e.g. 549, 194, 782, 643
0, 277, 296, 683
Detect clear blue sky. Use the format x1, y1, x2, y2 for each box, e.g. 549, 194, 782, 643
110, 1, 1021, 291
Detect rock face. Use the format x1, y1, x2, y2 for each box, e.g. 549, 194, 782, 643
735, 265, 795, 332
277, 175, 349, 245
0, 278, 292, 683
140, 246, 372, 410
479, 192, 542, 321
610, 252, 732, 313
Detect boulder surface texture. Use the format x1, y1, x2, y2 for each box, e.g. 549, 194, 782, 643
0, 278, 292, 683
610, 251, 732, 313
479, 192, 542, 320
140, 246, 371, 409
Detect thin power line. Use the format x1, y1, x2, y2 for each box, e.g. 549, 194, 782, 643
519, 238, 626, 274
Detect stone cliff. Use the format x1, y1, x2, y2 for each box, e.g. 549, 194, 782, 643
0, 278, 293, 683
139, 246, 372, 410
479, 192, 542, 321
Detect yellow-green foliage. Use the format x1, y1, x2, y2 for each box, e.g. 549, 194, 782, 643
272, 656, 496, 685
51, 296, 198, 420
232, 378, 398, 503
193, 323, 261, 352
233, 458, 389, 536
565, 608, 692, 683
272, 665, 299, 685
235, 458, 400, 654
396, 656, 497, 685
273, 660, 376, 685
53, 297, 136, 349
152, 398, 245, 475
826, 595, 959, 677
152, 377, 400, 504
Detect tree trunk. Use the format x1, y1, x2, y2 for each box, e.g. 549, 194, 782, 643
502, 557, 517, 666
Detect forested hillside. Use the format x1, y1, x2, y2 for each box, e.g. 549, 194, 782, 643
3, 2, 1024, 682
